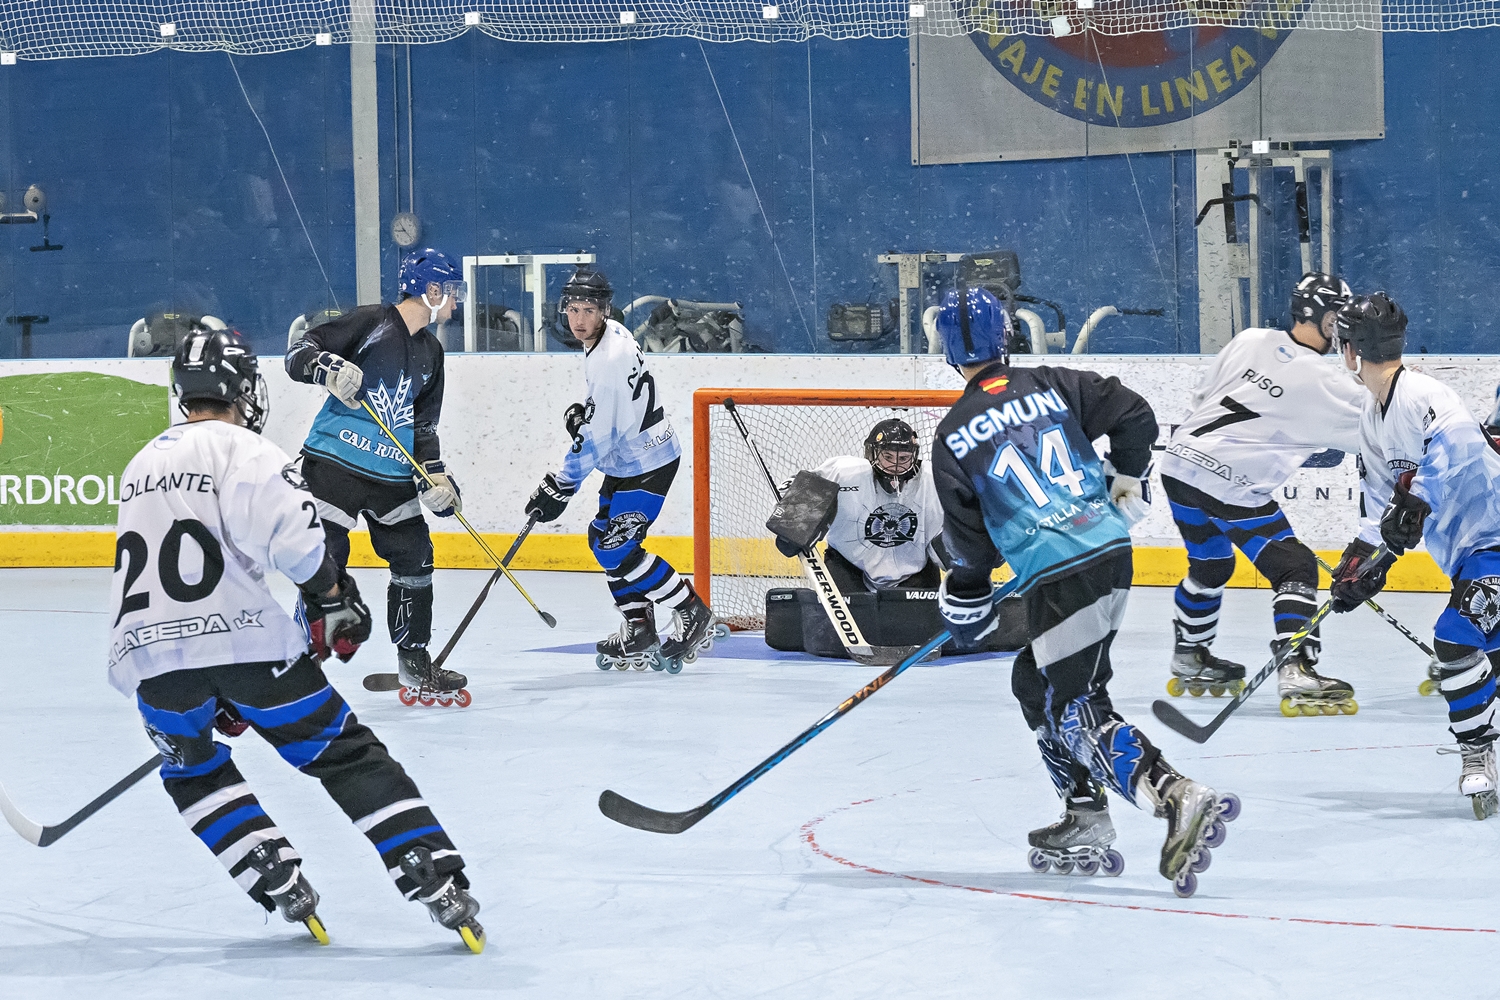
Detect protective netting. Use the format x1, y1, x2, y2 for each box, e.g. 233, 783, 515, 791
701, 394, 951, 630
0, 1, 1494, 60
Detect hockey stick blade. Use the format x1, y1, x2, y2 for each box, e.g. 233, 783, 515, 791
1, 754, 162, 847
1151, 699, 1220, 744
597, 790, 714, 835
363, 673, 403, 692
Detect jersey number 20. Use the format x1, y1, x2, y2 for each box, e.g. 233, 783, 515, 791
988, 428, 1086, 508
114, 519, 225, 626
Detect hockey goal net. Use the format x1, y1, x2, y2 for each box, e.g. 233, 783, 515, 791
693, 388, 960, 630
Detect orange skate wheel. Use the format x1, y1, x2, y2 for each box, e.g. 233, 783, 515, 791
398, 688, 419, 706
454, 689, 473, 707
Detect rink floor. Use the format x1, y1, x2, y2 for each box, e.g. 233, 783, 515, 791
0, 567, 1491, 999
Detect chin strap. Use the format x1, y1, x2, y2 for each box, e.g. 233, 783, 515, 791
423, 291, 451, 327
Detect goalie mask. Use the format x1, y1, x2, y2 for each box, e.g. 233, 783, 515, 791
865, 418, 920, 493
172, 328, 269, 434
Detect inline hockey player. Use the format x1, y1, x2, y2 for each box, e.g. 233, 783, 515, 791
108, 329, 482, 950
525, 267, 724, 672
285, 247, 468, 701
931, 286, 1238, 897
1328, 292, 1500, 818
772, 418, 946, 592
1159, 272, 1363, 714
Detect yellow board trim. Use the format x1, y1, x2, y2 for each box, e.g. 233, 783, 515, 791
0, 530, 1453, 593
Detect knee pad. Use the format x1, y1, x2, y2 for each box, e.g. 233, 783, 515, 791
1035, 729, 1097, 800
388, 582, 433, 648
1256, 539, 1317, 591
1186, 556, 1235, 592
1056, 697, 1160, 806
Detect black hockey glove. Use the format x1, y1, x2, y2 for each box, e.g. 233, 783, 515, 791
775, 535, 804, 559
526, 472, 576, 523
1329, 539, 1397, 613
938, 577, 999, 652
301, 572, 373, 662
564, 401, 593, 455
1380, 476, 1430, 555
214, 701, 250, 738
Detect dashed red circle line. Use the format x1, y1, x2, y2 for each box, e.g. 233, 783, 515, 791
800, 795, 1496, 935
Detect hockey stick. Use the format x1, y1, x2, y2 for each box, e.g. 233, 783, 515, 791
364, 517, 538, 691
721, 397, 882, 663
1, 754, 161, 847
359, 399, 556, 628
1312, 555, 1437, 660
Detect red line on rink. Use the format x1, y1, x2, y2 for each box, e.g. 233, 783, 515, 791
799, 796, 1497, 935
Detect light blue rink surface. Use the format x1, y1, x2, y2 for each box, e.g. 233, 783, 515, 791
0, 568, 1492, 999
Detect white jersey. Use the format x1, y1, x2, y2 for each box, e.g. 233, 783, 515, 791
1159, 327, 1364, 507
107, 420, 326, 695
1354, 367, 1500, 577
559, 320, 681, 486
811, 456, 944, 589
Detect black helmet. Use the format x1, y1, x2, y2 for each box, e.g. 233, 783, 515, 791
1290, 271, 1352, 343
865, 418, 920, 493
172, 328, 268, 434
560, 267, 613, 312
1334, 292, 1407, 366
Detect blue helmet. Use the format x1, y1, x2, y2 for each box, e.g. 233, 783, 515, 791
399, 247, 462, 300
936, 286, 1010, 368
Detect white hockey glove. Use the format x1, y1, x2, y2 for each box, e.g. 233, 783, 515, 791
313, 351, 363, 409
415, 460, 462, 517
1103, 459, 1151, 528
938, 576, 999, 653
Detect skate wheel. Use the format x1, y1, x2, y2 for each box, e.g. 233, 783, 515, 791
1101, 849, 1125, 877
1188, 684, 1206, 697
683, 648, 699, 664
664, 657, 683, 675
1189, 848, 1212, 874
459, 922, 485, 954
1340, 699, 1359, 716
1052, 858, 1075, 875
1229, 680, 1246, 696
436, 691, 454, 707
304, 914, 330, 946
1419, 679, 1440, 697
418, 691, 436, 707
615, 659, 630, 670
1209, 684, 1226, 698
596, 654, 612, 671
398, 688, 419, 706
1173, 870, 1198, 898
1279, 698, 1298, 718
1319, 702, 1339, 716
649, 652, 666, 671
1217, 793, 1241, 822
1075, 856, 1099, 876
712, 623, 730, 641
631, 657, 650, 671
1027, 848, 1050, 874
1165, 677, 1186, 697
454, 688, 473, 708
1473, 790, 1499, 820
1203, 818, 1227, 849
1299, 703, 1321, 717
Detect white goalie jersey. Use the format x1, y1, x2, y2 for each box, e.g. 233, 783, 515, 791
810, 456, 944, 589
107, 420, 326, 695
1159, 327, 1364, 507
559, 319, 681, 486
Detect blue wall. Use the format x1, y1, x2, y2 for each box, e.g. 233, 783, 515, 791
0, 29, 1494, 358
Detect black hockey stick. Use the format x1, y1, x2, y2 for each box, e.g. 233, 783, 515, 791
1313, 554, 1436, 660
1, 754, 161, 847
363, 518, 538, 692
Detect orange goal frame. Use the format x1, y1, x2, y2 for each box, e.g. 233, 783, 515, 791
691, 387, 962, 609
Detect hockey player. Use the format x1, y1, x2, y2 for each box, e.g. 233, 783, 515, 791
109, 329, 483, 950
1158, 272, 1363, 712
931, 286, 1238, 897
285, 247, 467, 697
1328, 292, 1500, 819
773, 418, 946, 592
524, 267, 722, 672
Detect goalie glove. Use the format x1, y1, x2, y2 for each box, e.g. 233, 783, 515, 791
415, 460, 462, 517
526, 472, 576, 523
1380, 473, 1430, 555
1328, 539, 1396, 614
301, 572, 373, 662
1103, 458, 1151, 528
312, 351, 363, 409
938, 576, 999, 653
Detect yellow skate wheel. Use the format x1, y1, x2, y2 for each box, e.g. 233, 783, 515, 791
1280, 698, 1298, 718
305, 915, 330, 946
1166, 677, 1186, 697
1209, 684, 1226, 698
1340, 699, 1359, 715
1230, 680, 1246, 696
460, 924, 485, 954
1188, 684, 1206, 697
1319, 702, 1340, 716
1300, 703, 1322, 717
1418, 679, 1440, 697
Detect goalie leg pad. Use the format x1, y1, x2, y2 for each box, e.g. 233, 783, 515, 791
765, 470, 840, 553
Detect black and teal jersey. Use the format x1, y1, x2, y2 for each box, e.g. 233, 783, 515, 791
933, 363, 1158, 596
285, 304, 445, 484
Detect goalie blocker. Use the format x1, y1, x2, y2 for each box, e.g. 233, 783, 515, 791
766, 585, 1027, 658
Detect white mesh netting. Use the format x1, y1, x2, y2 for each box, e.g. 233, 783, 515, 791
702, 394, 951, 630
0, 1, 1494, 59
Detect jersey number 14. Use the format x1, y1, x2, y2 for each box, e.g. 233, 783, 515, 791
989, 428, 1086, 508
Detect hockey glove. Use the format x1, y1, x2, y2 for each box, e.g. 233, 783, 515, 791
938, 576, 999, 653
312, 352, 364, 409
415, 460, 462, 517
526, 472, 576, 523
214, 701, 250, 738
302, 572, 373, 662
1329, 539, 1397, 613
775, 535, 804, 559
1380, 475, 1430, 555
1103, 459, 1152, 528
564, 401, 593, 455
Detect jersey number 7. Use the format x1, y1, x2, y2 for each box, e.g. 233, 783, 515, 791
1191, 396, 1260, 438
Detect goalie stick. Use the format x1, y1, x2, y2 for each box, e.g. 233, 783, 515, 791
722, 397, 887, 664
1, 754, 161, 847
599, 578, 1020, 834
360, 399, 556, 629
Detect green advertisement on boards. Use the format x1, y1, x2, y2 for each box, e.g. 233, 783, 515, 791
0, 371, 169, 526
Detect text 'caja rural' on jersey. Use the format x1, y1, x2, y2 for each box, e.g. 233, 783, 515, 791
1354, 367, 1500, 577
1160, 328, 1363, 506
559, 319, 681, 487
933, 364, 1157, 594
107, 420, 327, 695
810, 456, 944, 589
285, 304, 445, 483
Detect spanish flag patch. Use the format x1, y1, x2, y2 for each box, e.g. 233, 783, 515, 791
979, 375, 1009, 395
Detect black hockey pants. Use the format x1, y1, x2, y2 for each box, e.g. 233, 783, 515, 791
136, 653, 466, 910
